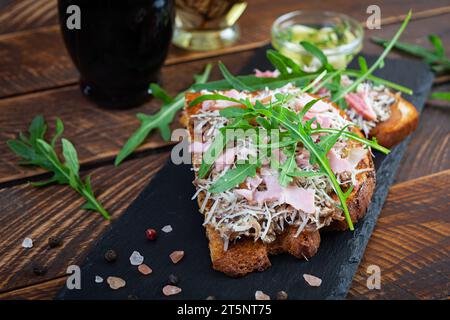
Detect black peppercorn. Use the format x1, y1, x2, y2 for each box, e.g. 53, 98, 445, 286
276, 290, 288, 300
32, 263, 47, 276
48, 236, 62, 248
104, 249, 117, 263
168, 274, 179, 285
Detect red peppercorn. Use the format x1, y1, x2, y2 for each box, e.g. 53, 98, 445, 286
145, 228, 157, 240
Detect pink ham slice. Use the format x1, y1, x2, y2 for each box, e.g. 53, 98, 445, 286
345, 92, 377, 121
327, 147, 368, 174
189, 141, 211, 153
254, 175, 316, 213
254, 69, 280, 78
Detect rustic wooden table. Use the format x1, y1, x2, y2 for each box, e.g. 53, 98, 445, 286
0, 0, 448, 300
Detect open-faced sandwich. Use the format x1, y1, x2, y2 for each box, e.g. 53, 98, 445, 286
183, 86, 384, 277
178, 14, 416, 277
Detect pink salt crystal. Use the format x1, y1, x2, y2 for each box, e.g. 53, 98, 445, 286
163, 285, 182, 296
107, 276, 126, 290
303, 274, 322, 287
169, 250, 184, 264
138, 264, 152, 275
255, 290, 270, 300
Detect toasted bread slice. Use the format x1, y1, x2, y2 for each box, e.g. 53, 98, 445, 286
184, 91, 375, 277
370, 97, 419, 148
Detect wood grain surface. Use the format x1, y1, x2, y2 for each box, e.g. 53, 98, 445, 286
348, 170, 450, 300
1, 14, 450, 185
0, 0, 448, 300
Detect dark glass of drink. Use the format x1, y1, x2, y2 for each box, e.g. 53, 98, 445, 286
58, 0, 174, 109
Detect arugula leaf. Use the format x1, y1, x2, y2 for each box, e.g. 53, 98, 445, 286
278, 146, 299, 187
334, 10, 412, 100
115, 63, 212, 166
218, 62, 253, 91
300, 41, 333, 71
188, 93, 242, 108
430, 91, 450, 101
150, 83, 173, 104
8, 116, 110, 219
209, 163, 258, 193
371, 33, 450, 74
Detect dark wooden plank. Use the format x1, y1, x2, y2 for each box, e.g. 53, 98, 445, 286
0, 169, 447, 299
1, 1, 450, 98
0, 152, 169, 293
348, 170, 450, 300
0, 277, 65, 300
0, 50, 257, 184
0, 0, 57, 35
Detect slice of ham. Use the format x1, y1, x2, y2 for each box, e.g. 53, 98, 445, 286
303, 112, 332, 129
189, 141, 211, 154
254, 69, 280, 78
345, 92, 377, 121
295, 94, 331, 113
254, 175, 316, 213
327, 147, 367, 174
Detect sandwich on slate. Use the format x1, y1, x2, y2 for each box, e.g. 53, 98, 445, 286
183, 88, 380, 276
181, 14, 416, 276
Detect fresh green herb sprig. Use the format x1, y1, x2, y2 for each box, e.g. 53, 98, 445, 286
430, 91, 450, 101
372, 34, 450, 74
114, 64, 213, 166
7, 116, 110, 219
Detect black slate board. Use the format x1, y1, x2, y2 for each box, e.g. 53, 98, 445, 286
58, 50, 433, 300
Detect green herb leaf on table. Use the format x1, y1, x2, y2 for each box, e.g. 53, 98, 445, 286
371, 33, 450, 74
430, 91, 450, 101
115, 63, 212, 166
7, 116, 110, 219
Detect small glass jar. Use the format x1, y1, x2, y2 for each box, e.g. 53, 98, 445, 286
172, 0, 247, 51
272, 10, 364, 70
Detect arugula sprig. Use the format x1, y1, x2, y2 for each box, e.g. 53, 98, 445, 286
7, 116, 110, 219
115, 64, 212, 166
372, 34, 450, 74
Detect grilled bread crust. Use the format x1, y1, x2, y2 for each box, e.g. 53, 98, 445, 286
370, 97, 419, 148
183, 92, 375, 277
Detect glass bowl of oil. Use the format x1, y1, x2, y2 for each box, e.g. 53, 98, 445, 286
272, 10, 363, 70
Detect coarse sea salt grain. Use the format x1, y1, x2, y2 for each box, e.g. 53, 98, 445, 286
255, 290, 270, 300
107, 276, 126, 290
161, 225, 173, 233
162, 285, 182, 296
303, 274, 322, 287
22, 237, 33, 248
129, 251, 144, 266
95, 276, 103, 283
169, 250, 184, 264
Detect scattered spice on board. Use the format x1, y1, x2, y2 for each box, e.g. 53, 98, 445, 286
104, 249, 117, 263
255, 290, 270, 300
22, 237, 33, 248
145, 228, 158, 240
138, 264, 153, 275
168, 274, 179, 285
163, 285, 182, 296
107, 276, 126, 290
276, 291, 288, 300
129, 251, 144, 266
48, 236, 62, 248
303, 274, 322, 287
169, 250, 184, 264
